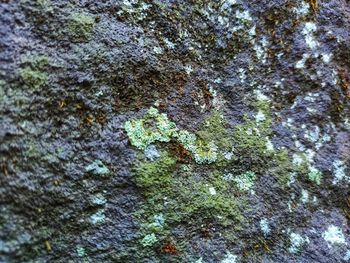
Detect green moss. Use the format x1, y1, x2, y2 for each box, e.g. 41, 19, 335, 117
19, 68, 48, 90
196, 111, 232, 151
68, 13, 95, 42
195, 111, 234, 166
135, 153, 176, 192
19, 55, 49, 90
269, 150, 296, 188
134, 153, 245, 229
233, 101, 272, 157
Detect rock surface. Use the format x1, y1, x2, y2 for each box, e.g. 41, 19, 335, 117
1, 0, 350, 262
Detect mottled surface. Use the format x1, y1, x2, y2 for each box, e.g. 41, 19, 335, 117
1, 0, 350, 262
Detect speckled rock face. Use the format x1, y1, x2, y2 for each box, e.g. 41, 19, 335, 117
1, 0, 350, 262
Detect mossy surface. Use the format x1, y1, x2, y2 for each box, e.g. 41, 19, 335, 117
19, 55, 49, 90
133, 152, 247, 253
68, 13, 95, 42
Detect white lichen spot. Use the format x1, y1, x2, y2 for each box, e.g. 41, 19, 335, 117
76, 246, 86, 257
254, 89, 270, 101
233, 171, 256, 192
265, 137, 274, 151
322, 53, 332, 64
255, 111, 266, 122
295, 140, 306, 151
332, 160, 348, 185
194, 257, 204, 263
90, 209, 106, 224
223, 150, 234, 160
293, 1, 310, 16
141, 233, 158, 247
288, 232, 310, 253
344, 250, 350, 261
302, 22, 319, 50
295, 53, 310, 69
221, 252, 238, 263
90, 193, 107, 205
209, 186, 217, 195
223, 172, 234, 181
184, 65, 193, 75
153, 46, 163, 54
248, 25, 256, 37
144, 145, 160, 161
288, 172, 297, 187
322, 225, 346, 247
260, 218, 270, 237
164, 38, 175, 49
254, 37, 269, 64
238, 68, 246, 83
293, 153, 305, 166
225, 0, 237, 5
304, 126, 320, 143
300, 189, 309, 203
308, 166, 322, 185
235, 10, 252, 22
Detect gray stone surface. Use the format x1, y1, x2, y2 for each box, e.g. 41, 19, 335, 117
1, 0, 350, 262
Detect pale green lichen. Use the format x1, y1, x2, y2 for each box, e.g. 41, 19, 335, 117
308, 166, 322, 185
124, 107, 177, 150
141, 233, 158, 247
90, 193, 107, 205
124, 107, 219, 164
76, 246, 86, 257
90, 209, 105, 224
233, 171, 256, 191
85, 160, 110, 176
288, 232, 309, 253
322, 225, 346, 247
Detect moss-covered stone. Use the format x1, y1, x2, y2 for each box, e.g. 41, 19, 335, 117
68, 13, 95, 42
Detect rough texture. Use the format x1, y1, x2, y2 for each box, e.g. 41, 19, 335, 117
1, 0, 350, 262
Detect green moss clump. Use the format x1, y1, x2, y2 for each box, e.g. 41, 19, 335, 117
269, 150, 296, 188
68, 13, 95, 42
233, 101, 273, 157
134, 153, 245, 231
196, 111, 232, 151
195, 111, 234, 165
135, 153, 176, 193
19, 55, 49, 90
19, 68, 48, 90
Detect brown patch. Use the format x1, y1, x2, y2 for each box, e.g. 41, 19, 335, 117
1, 161, 8, 177
169, 142, 192, 163
308, 0, 318, 12
338, 67, 350, 99
161, 240, 177, 254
